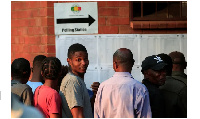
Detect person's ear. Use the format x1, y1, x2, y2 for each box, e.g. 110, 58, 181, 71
113, 61, 118, 70
67, 58, 71, 65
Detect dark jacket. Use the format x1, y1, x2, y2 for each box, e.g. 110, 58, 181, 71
159, 71, 187, 118
142, 79, 165, 118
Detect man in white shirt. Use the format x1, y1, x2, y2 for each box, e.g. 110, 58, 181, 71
94, 48, 152, 118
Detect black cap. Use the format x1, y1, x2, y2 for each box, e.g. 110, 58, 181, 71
141, 55, 167, 71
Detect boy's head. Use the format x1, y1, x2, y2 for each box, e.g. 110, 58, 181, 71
67, 43, 89, 77
11, 58, 31, 84
33, 55, 46, 69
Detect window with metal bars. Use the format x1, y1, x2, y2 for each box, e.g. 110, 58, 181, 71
130, 1, 187, 21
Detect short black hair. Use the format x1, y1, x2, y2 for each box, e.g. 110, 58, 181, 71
157, 53, 173, 76
33, 55, 46, 68
41, 57, 61, 80
68, 43, 87, 59
11, 58, 31, 79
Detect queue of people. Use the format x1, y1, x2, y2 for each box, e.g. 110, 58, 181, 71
11, 43, 187, 118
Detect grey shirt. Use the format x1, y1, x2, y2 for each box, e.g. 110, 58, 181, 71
11, 80, 33, 106
60, 72, 93, 118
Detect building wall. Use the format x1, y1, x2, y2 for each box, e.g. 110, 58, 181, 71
11, 1, 187, 65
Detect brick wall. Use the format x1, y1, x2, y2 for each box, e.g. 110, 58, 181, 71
11, 1, 187, 65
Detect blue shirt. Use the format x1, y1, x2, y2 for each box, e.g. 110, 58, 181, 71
94, 72, 152, 118
27, 81, 43, 93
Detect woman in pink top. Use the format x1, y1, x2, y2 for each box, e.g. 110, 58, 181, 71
34, 57, 62, 118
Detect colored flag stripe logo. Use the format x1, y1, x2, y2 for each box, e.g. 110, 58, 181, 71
71, 6, 81, 11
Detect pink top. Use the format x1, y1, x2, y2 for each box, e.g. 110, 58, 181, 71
33, 85, 62, 118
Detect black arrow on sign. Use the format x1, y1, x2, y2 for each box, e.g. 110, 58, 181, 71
57, 15, 95, 26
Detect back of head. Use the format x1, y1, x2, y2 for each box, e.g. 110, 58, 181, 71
169, 51, 186, 64
113, 48, 135, 70
68, 43, 87, 59
11, 58, 31, 80
41, 57, 62, 80
157, 53, 173, 76
33, 55, 46, 68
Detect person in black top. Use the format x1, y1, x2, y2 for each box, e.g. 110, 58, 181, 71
141, 55, 167, 118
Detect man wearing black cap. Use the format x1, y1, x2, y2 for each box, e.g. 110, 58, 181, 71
141, 55, 167, 118
159, 51, 187, 118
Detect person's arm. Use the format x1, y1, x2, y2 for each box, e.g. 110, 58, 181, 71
90, 82, 100, 111
71, 106, 84, 118
50, 113, 60, 118
22, 87, 33, 106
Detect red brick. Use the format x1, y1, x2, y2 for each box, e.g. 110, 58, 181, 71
29, 18, 37, 26
25, 1, 41, 9
47, 35, 55, 44
40, 45, 46, 53
31, 45, 41, 53
39, 8, 47, 17
47, 45, 56, 53
18, 19, 30, 27
98, 26, 119, 34
11, 19, 20, 27
32, 9, 39, 17
107, 1, 129, 7
19, 36, 25, 44
47, 18, 54, 26
107, 17, 129, 25
47, 26, 54, 35
11, 36, 15, 44
12, 44, 24, 53
40, 18, 47, 26
47, 1, 57, 7
98, 17, 106, 25
47, 8, 54, 17
99, 8, 118, 16
119, 7, 129, 17
36, 18, 43, 26
11, 2, 26, 10
41, 35, 48, 44
23, 45, 31, 53
14, 10, 32, 19
47, 53, 56, 57
28, 27, 46, 35
11, 11, 19, 19
40, 1, 47, 8
98, 1, 107, 7
29, 36, 41, 45
14, 37, 20, 44
11, 28, 18, 36
22, 53, 31, 61
18, 27, 28, 35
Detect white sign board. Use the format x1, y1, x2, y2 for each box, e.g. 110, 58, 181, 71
56, 34, 187, 90
54, 2, 98, 35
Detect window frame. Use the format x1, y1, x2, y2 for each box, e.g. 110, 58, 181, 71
130, 1, 187, 21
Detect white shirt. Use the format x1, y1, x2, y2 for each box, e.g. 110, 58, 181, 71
94, 72, 152, 118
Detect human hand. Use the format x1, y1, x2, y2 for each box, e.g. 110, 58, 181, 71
90, 82, 100, 95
